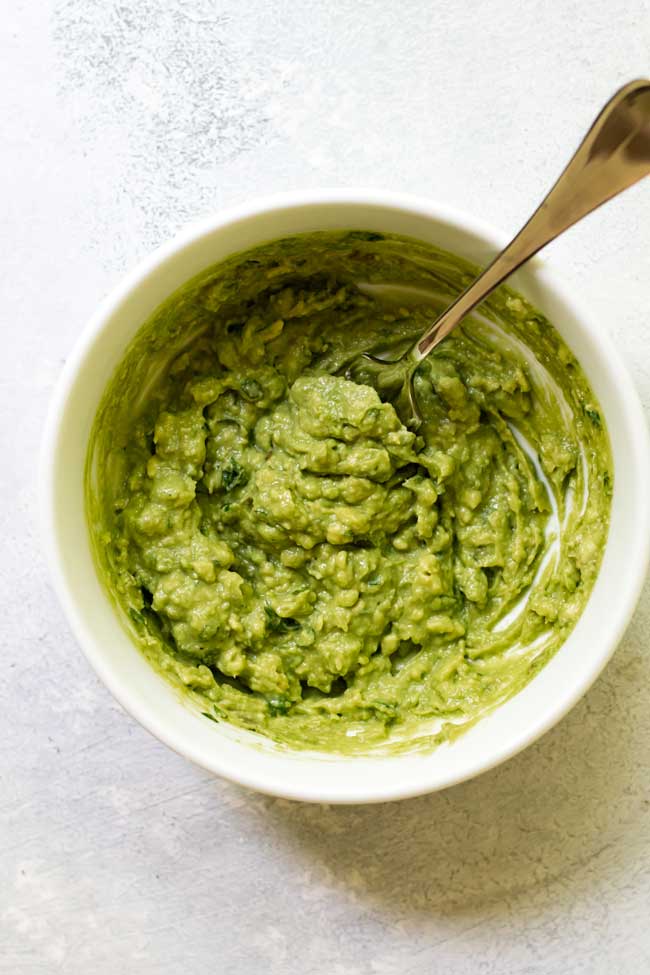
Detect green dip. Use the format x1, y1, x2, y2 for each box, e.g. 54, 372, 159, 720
87, 231, 612, 753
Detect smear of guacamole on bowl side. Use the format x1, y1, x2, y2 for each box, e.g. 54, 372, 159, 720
86, 231, 612, 753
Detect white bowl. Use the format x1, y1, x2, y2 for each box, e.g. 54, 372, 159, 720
41, 190, 650, 803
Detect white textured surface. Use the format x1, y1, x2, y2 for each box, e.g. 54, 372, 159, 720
3, 2, 650, 971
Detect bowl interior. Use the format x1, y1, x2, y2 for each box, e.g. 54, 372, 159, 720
43, 194, 650, 802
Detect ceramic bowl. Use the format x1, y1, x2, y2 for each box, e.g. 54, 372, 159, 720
41, 190, 650, 803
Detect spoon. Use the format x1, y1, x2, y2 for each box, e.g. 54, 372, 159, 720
344, 79, 650, 428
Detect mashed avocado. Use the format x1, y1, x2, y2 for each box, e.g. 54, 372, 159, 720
87, 231, 612, 753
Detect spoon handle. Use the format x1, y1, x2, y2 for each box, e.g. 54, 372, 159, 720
414, 79, 650, 361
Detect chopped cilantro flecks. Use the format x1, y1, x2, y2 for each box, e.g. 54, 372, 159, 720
222, 459, 248, 492
267, 695, 291, 717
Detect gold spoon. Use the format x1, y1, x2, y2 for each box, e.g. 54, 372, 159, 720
344, 79, 650, 427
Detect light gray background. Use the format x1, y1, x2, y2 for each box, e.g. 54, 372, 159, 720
3, 2, 650, 972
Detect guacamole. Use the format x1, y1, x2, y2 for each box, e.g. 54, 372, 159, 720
87, 231, 612, 753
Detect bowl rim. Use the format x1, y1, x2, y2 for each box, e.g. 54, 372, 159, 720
40, 188, 650, 803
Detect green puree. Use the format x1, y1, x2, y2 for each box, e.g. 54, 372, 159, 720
87, 231, 612, 753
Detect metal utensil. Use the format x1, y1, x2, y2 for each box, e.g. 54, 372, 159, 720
344, 79, 650, 427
